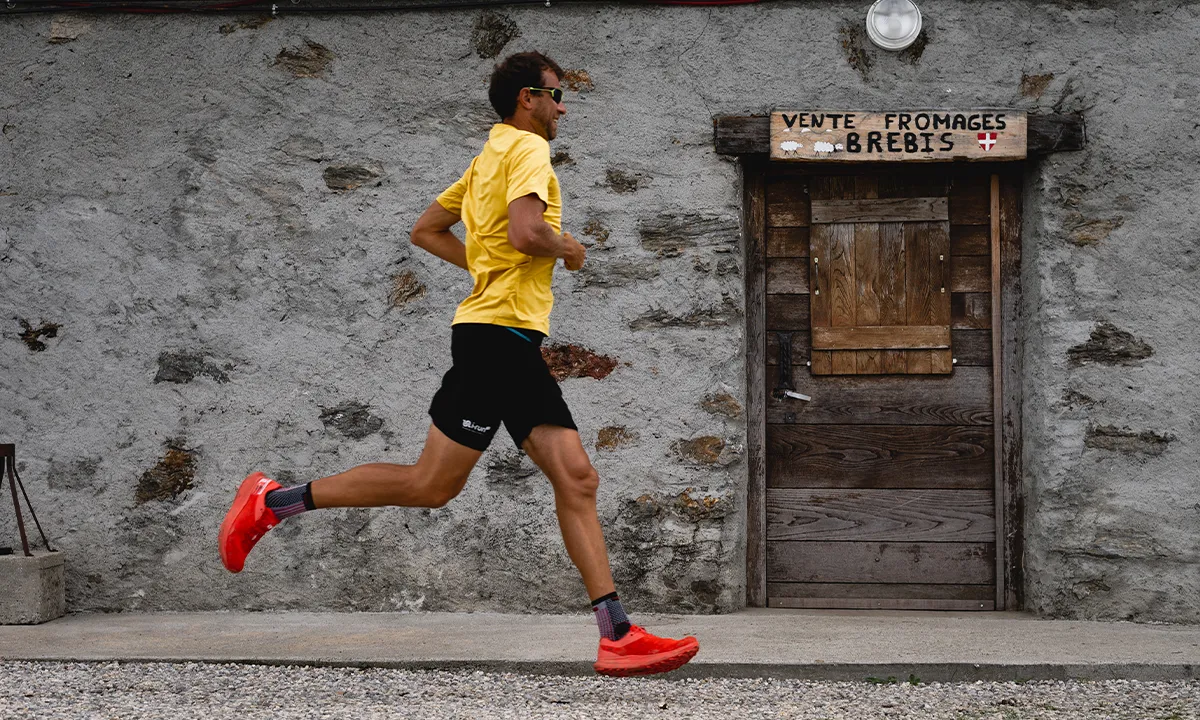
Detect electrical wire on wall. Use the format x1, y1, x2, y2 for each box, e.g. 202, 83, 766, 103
1, 0, 768, 13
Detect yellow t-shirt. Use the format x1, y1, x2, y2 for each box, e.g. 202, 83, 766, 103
436, 123, 561, 335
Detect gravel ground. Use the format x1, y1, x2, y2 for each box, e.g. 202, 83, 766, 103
1, 662, 1197, 720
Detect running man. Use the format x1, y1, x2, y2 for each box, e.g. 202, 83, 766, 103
218, 51, 699, 677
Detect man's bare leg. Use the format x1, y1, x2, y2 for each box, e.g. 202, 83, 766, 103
521, 424, 615, 600
311, 424, 483, 509
521, 423, 700, 676
218, 423, 481, 572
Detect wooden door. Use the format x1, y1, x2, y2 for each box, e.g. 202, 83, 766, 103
761, 166, 1000, 610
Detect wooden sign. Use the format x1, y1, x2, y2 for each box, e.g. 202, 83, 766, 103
770, 110, 1027, 162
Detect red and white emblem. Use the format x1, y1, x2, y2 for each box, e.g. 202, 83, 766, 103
978, 132, 998, 151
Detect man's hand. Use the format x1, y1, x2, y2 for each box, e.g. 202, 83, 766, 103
562, 232, 586, 271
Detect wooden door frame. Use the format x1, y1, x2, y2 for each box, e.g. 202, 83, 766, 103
741, 159, 1025, 610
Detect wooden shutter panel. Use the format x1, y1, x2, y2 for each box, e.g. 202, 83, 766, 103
809, 175, 953, 375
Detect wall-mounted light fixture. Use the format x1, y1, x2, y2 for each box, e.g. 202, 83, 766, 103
866, 0, 923, 51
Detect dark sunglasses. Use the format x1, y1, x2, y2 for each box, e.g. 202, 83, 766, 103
525, 86, 564, 103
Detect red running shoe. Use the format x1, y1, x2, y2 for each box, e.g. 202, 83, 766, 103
593, 625, 700, 677
218, 471, 281, 573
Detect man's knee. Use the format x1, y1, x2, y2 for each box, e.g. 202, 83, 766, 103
419, 470, 469, 508
424, 485, 460, 509
557, 458, 600, 503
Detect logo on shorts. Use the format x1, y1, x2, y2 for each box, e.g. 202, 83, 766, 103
462, 419, 492, 434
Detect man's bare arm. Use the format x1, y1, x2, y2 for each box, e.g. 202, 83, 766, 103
411, 201, 468, 270
508, 194, 586, 271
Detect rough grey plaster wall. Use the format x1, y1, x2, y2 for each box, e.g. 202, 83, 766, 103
1, 1, 1197, 621
1017, 5, 1200, 621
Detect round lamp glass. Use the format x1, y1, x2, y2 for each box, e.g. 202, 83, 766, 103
866, 0, 923, 51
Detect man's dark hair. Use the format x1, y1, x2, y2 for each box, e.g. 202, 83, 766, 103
488, 51, 564, 120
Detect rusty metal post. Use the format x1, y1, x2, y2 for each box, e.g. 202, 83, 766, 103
1, 444, 53, 557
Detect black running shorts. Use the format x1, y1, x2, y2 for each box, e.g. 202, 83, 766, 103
429, 323, 577, 451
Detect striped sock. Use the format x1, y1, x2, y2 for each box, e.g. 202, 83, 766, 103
591, 592, 631, 641
264, 483, 315, 520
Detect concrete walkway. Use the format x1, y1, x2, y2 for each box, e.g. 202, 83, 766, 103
2, 610, 1198, 681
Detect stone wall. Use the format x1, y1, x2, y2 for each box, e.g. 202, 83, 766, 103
1, 1, 1197, 622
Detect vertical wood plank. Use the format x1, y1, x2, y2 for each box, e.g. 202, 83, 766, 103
991, 173, 1003, 610
999, 170, 1024, 611
879, 222, 908, 373
855, 173, 879, 200
883, 353, 908, 374
932, 349, 954, 373
744, 158, 768, 607
930, 222, 953, 373
857, 350, 882, 374
950, 172, 991, 225
905, 222, 935, 373
952, 293, 993, 329
833, 352, 857, 374
820, 176, 857, 374
767, 175, 811, 227
808, 177, 838, 375
810, 348, 832, 375
907, 347, 934, 374
830, 221, 857, 374
855, 176, 882, 373
829, 222, 857, 313
809, 224, 832, 374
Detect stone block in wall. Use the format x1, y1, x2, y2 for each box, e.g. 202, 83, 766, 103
638, 214, 739, 257
390, 271, 426, 306
17, 320, 59, 352
562, 69, 594, 92
541, 344, 618, 381
0, 551, 66, 624
319, 402, 385, 439
550, 150, 574, 168
274, 40, 335, 78
575, 258, 659, 288
135, 443, 196, 504
48, 14, 91, 44
629, 297, 741, 330
700, 390, 742, 418
1065, 213, 1123, 246
604, 168, 644, 194
471, 11, 519, 58
673, 436, 742, 467
1067, 322, 1153, 366
1021, 72, 1055, 98
1084, 425, 1175, 456
596, 426, 637, 450
323, 163, 384, 192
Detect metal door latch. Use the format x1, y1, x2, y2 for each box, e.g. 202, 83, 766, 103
772, 332, 812, 402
